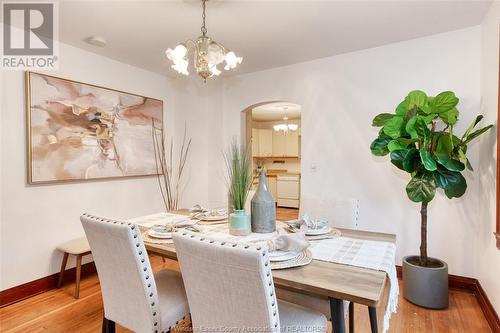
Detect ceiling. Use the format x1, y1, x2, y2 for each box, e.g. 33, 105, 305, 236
58, 0, 492, 78
252, 102, 301, 122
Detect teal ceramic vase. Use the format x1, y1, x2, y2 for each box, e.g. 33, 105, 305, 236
229, 209, 251, 236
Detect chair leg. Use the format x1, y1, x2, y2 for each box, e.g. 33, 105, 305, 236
102, 317, 116, 333
368, 306, 378, 333
329, 297, 346, 333
349, 301, 354, 333
57, 252, 69, 288
75, 255, 82, 299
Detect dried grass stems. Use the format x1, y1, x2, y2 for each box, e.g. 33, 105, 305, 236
152, 120, 192, 212
224, 139, 252, 211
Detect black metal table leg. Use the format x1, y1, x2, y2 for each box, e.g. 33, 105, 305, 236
102, 317, 116, 333
348, 301, 354, 333
368, 306, 378, 333
329, 297, 346, 333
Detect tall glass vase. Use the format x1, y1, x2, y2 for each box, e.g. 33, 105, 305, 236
251, 170, 276, 233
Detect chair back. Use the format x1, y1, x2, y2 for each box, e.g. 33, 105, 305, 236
81, 213, 161, 332
173, 231, 279, 332
299, 196, 360, 229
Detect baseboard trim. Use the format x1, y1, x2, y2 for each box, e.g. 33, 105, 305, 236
396, 265, 500, 332
0, 262, 97, 308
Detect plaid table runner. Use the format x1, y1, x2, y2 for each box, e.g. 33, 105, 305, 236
309, 237, 398, 333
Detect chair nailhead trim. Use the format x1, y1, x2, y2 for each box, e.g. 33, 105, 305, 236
83, 214, 161, 332
178, 231, 278, 331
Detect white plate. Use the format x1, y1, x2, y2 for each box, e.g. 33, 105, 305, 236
269, 251, 300, 262
305, 226, 332, 236
196, 215, 228, 221
148, 229, 173, 239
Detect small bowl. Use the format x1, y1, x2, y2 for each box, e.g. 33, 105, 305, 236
152, 224, 170, 234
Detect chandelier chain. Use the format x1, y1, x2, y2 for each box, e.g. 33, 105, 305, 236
201, 0, 207, 36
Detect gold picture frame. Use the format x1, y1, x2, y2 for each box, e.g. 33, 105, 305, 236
26, 71, 163, 184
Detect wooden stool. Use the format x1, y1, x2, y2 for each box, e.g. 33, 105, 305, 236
56, 237, 91, 299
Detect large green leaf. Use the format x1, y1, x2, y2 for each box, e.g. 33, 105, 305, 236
383, 116, 404, 139
419, 149, 437, 171
370, 137, 391, 156
388, 140, 405, 152
440, 107, 458, 125
403, 148, 420, 173
405, 116, 418, 139
433, 168, 467, 198
405, 90, 428, 110
462, 115, 484, 140
435, 153, 465, 172
372, 113, 395, 127
414, 117, 431, 144
397, 137, 418, 147
390, 149, 408, 170
435, 134, 453, 155
463, 125, 494, 144
455, 147, 473, 171
422, 113, 438, 124
406, 173, 436, 203
395, 101, 407, 116
430, 91, 459, 114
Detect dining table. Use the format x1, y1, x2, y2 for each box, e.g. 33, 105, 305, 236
140, 213, 396, 333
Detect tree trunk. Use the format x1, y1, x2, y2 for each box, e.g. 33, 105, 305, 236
420, 202, 428, 267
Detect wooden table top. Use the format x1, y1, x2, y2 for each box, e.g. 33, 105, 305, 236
144, 225, 395, 308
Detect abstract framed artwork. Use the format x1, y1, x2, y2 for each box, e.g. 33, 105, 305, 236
26, 71, 163, 184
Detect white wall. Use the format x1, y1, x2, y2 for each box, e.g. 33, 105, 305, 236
0, 43, 177, 290
478, 1, 500, 313
221, 27, 486, 281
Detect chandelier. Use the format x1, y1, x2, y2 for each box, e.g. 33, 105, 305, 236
165, 0, 242, 81
273, 116, 298, 133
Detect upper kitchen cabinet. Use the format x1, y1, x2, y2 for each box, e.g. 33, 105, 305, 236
253, 128, 273, 157
251, 128, 260, 157
272, 131, 299, 157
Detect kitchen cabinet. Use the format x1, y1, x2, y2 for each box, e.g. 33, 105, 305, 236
277, 174, 300, 208
272, 131, 299, 157
259, 129, 273, 157
251, 128, 260, 157
267, 176, 277, 201
284, 131, 299, 156
253, 129, 272, 157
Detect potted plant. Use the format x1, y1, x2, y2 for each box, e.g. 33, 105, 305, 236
224, 140, 253, 236
370, 90, 493, 309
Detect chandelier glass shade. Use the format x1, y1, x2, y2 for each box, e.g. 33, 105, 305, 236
165, 0, 242, 81
273, 116, 298, 133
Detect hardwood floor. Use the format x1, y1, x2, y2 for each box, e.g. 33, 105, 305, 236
0, 208, 491, 332
276, 207, 300, 221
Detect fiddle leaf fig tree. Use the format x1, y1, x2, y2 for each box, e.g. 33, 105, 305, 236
370, 90, 493, 267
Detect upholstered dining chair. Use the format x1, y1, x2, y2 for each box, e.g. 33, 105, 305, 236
172, 231, 327, 333
81, 213, 189, 333
299, 195, 360, 230
278, 196, 360, 331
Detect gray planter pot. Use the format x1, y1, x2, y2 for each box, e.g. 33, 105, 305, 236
402, 255, 448, 309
